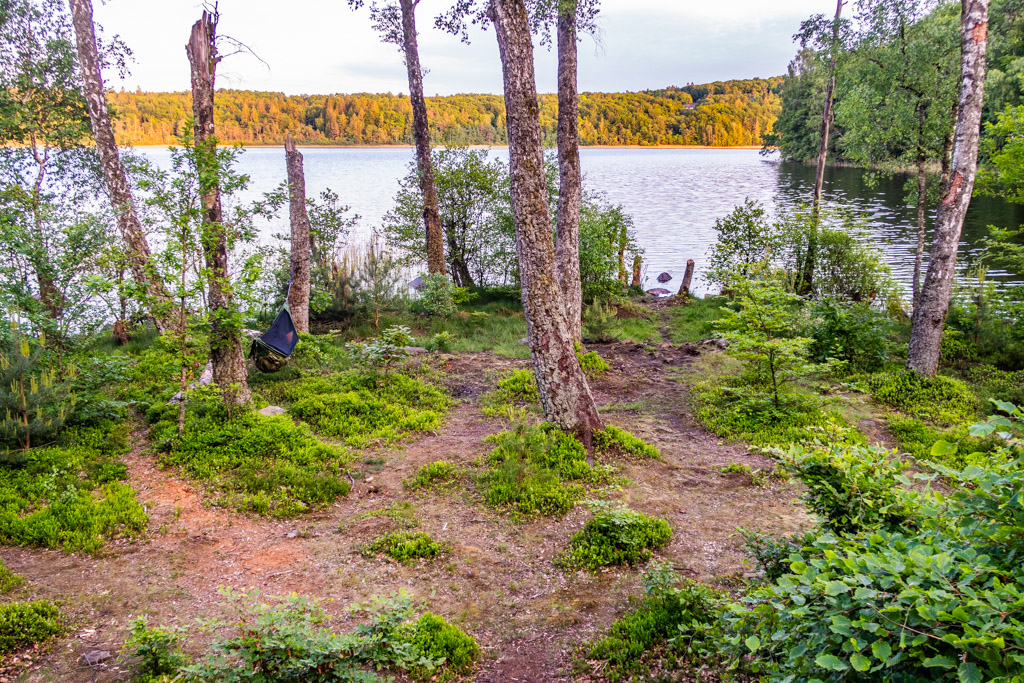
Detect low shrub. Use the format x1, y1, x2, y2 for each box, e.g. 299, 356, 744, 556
739, 528, 806, 583
404, 461, 460, 490
123, 616, 189, 681
0, 422, 146, 553
717, 462, 776, 487
270, 371, 448, 448
0, 559, 23, 593
576, 345, 610, 378
691, 378, 856, 447
0, 600, 63, 654
864, 369, 978, 425
593, 424, 660, 459
156, 401, 351, 518
807, 299, 891, 373
586, 564, 724, 682
361, 531, 452, 564
412, 275, 474, 318
479, 369, 539, 418
556, 502, 671, 570
774, 442, 919, 535
403, 612, 479, 679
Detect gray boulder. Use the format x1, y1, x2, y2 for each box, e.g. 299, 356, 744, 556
258, 405, 288, 417
656, 272, 672, 283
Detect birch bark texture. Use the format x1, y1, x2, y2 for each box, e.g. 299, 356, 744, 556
186, 11, 251, 406
68, 0, 173, 333
555, 0, 583, 342
488, 0, 603, 442
906, 0, 989, 376
284, 134, 311, 333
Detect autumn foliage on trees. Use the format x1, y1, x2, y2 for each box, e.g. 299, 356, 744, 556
105, 79, 782, 148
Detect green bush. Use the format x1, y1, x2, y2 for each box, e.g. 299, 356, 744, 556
807, 299, 891, 372
0, 600, 63, 654
593, 424, 660, 459
576, 346, 610, 378
123, 617, 190, 680
412, 275, 473, 318
0, 423, 146, 553
479, 423, 605, 516
775, 442, 919, 534
404, 612, 479, 679
556, 502, 671, 570
864, 369, 978, 425
157, 404, 351, 518
0, 559, 23, 593
739, 529, 806, 583
587, 564, 724, 682
361, 531, 452, 564
272, 371, 448, 448
479, 368, 539, 418
404, 461, 460, 490
691, 378, 856, 447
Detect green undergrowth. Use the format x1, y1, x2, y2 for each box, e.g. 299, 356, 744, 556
404, 461, 461, 490
347, 501, 419, 531
0, 600, 64, 655
691, 378, 859, 447
262, 371, 449, 448
576, 345, 610, 378
861, 369, 978, 426
0, 422, 146, 553
583, 565, 725, 682
594, 424, 661, 459
666, 295, 728, 344
0, 560, 23, 593
556, 502, 672, 570
153, 391, 352, 518
480, 368, 539, 418
361, 531, 452, 564
886, 414, 1006, 468
124, 588, 479, 682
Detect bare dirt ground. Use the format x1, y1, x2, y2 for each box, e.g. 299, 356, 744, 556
1, 343, 819, 682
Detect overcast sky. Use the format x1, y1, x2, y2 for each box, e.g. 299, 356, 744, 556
91, 0, 827, 96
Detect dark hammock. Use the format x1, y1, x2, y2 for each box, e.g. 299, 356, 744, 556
250, 302, 299, 373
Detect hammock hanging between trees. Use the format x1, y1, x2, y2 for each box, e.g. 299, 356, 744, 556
249, 282, 299, 373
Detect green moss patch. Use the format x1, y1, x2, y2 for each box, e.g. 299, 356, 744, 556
556, 505, 672, 570
594, 424, 661, 459
404, 612, 479, 680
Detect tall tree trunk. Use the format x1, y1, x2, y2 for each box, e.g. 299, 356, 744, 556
907, 0, 989, 377
555, 1, 583, 342
800, 0, 843, 295
68, 0, 173, 334
489, 0, 602, 443
186, 10, 251, 407
940, 99, 959, 191
284, 133, 311, 333
913, 103, 928, 310
399, 0, 445, 276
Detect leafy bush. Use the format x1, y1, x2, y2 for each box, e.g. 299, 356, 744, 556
775, 442, 919, 534
403, 612, 479, 679
940, 328, 977, 367
123, 616, 190, 680
691, 378, 856, 447
479, 423, 605, 516
739, 529, 805, 583
157, 402, 351, 517
583, 299, 618, 343
404, 461, 460, 490
479, 368, 539, 418
345, 325, 412, 377
413, 275, 473, 318
361, 531, 452, 564
0, 559, 23, 593
0, 600, 63, 654
592, 424, 660, 459
0, 423, 146, 553
807, 299, 891, 372
864, 369, 978, 425
271, 371, 448, 448
427, 331, 455, 352
576, 347, 609, 378
556, 502, 671, 570
886, 415, 1002, 468
587, 564, 724, 682
0, 326, 73, 451
706, 198, 780, 289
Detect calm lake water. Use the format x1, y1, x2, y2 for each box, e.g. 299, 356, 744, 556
139, 146, 1024, 297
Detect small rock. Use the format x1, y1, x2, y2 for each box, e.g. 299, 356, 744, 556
656, 272, 672, 283
258, 405, 287, 417
82, 650, 111, 666
242, 328, 262, 339
646, 288, 671, 297
286, 530, 300, 539
859, 419, 876, 427
518, 337, 529, 344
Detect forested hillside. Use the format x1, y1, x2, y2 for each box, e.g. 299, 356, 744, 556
108, 78, 781, 147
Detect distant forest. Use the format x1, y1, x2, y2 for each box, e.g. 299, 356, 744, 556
108, 77, 782, 148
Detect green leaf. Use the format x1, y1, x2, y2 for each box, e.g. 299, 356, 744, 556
815, 653, 848, 671
745, 635, 760, 652
850, 653, 871, 672
992, 399, 1016, 415
825, 581, 849, 596
958, 662, 982, 683
923, 655, 956, 669
853, 587, 877, 600
931, 440, 957, 457
871, 640, 892, 662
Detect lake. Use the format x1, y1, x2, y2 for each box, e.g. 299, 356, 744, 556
138, 146, 1024, 297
